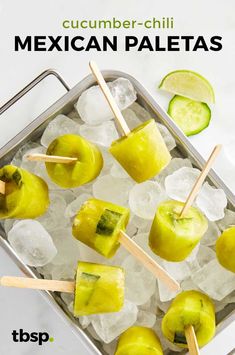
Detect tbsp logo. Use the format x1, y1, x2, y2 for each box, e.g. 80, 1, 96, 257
12, 329, 54, 345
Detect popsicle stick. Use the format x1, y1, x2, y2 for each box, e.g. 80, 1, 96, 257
180, 144, 222, 217
185, 325, 200, 355
0, 276, 75, 293
119, 231, 180, 292
0, 180, 5, 195
89, 61, 130, 136
26, 153, 78, 164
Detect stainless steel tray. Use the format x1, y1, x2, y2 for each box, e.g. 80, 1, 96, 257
0, 69, 234, 355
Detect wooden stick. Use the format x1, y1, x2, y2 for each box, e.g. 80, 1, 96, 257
26, 153, 78, 164
89, 61, 130, 136
0, 276, 75, 293
185, 325, 200, 355
0, 180, 5, 195
119, 231, 180, 292
180, 144, 222, 217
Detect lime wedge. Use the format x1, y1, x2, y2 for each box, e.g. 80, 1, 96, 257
159, 70, 215, 104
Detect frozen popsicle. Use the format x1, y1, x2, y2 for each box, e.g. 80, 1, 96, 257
0, 261, 125, 316
109, 119, 171, 183
149, 200, 208, 261
162, 290, 216, 349
89, 61, 171, 183
115, 326, 163, 355
216, 226, 235, 273
27, 134, 103, 188
72, 198, 180, 291
0, 165, 49, 219
149, 145, 221, 262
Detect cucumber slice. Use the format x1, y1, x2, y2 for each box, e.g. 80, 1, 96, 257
174, 332, 187, 345
168, 95, 211, 136
159, 70, 215, 104
96, 209, 122, 236
77, 272, 100, 306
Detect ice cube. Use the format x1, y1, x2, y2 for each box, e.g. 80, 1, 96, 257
11, 142, 40, 167
8, 220, 57, 267
122, 255, 156, 305
157, 260, 190, 302
189, 245, 216, 273
201, 221, 220, 246
185, 243, 200, 263
11, 142, 46, 173
102, 340, 118, 355
192, 259, 235, 300
131, 216, 152, 233
99, 146, 115, 174
135, 310, 156, 328
165, 167, 200, 201
125, 222, 138, 238
91, 300, 138, 343
21, 146, 46, 172
156, 158, 192, 186
34, 163, 59, 190
59, 190, 76, 204
110, 161, 130, 179
79, 120, 118, 147
129, 102, 152, 121
157, 279, 180, 302
38, 192, 68, 232
65, 193, 92, 218
50, 228, 80, 267
51, 263, 76, 280
110, 78, 137, 110
196, 182, 227, 221
93, 174, 134, 206
67, 108, 84, 125
129, 181, 166, 220
122, 108, 142, 129
157, 123, 176, 151
75, 240, 106, 264
132, 233, 161, 263
79, 316, 91, 329
41, 114, 80, 147
217, 208, 235, 231
4, 219, 17, 234
75, 78, 137, 126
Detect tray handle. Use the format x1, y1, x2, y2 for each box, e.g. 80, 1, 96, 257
0, 69, 70, 115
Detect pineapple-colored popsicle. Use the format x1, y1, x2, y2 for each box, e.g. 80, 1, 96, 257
162, 290, 215, 348
0, 261, 125, 317
115, 326, 163, 355
72, 198, 130, 258
74, 261, 125, 316
216, 226, 235, 273
109, 119, 171, 183
0, 165, 49, 219
149, 200, 208, 261
45, 134, 103, 188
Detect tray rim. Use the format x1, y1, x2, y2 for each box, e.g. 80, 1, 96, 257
0, 69, 235, 354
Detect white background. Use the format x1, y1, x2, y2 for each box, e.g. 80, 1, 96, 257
0, 0, 235, 354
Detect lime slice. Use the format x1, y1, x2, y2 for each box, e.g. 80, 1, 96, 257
159, 70, 215, 104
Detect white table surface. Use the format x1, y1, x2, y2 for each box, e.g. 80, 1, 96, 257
0, 0, 235, 354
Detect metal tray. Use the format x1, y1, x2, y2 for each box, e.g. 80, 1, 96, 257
0, 69, 234, 355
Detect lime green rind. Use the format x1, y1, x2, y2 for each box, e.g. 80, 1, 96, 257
159, 70, 215, 104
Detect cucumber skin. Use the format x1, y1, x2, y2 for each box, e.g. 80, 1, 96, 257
168, 95, 211, 137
